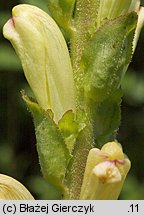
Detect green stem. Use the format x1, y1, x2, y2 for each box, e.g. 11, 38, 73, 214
64, 0, 100, 199
65, 125, 94, 199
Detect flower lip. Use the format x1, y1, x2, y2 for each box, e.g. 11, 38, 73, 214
106, 159, 125, 165
93, 161, 122, 184
10, 17, 15, 28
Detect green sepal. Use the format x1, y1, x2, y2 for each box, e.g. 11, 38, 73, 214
80, 12, 137, 102
46, 0, 76, 39
22, 93, 71, 193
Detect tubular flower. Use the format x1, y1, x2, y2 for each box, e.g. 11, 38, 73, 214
3, 4, 75, 123
0, 174, 34, 200
97, 0, 140, 25
96, 0, 143, 51
80, 141, 131, 200
133, 7, 144, 51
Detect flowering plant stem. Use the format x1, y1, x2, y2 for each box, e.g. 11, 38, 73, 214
65, 1, 98, 198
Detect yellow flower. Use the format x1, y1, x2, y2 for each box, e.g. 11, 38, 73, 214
133, 7, 144, 51
0, 174, 34, 200
97, 0, 140, 25
80, 141, 131, 200
3, 4, 75, 123
96, 0, 144, 51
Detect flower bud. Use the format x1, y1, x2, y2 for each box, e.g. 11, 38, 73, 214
80, 141, 131, 200
0, 174, 34, 200
3, 4, 75, 123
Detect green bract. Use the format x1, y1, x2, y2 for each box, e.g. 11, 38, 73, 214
81, 13, 137, 102
23, 94, 71, 193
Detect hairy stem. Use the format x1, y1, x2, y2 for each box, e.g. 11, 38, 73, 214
64, 0, 100, 199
